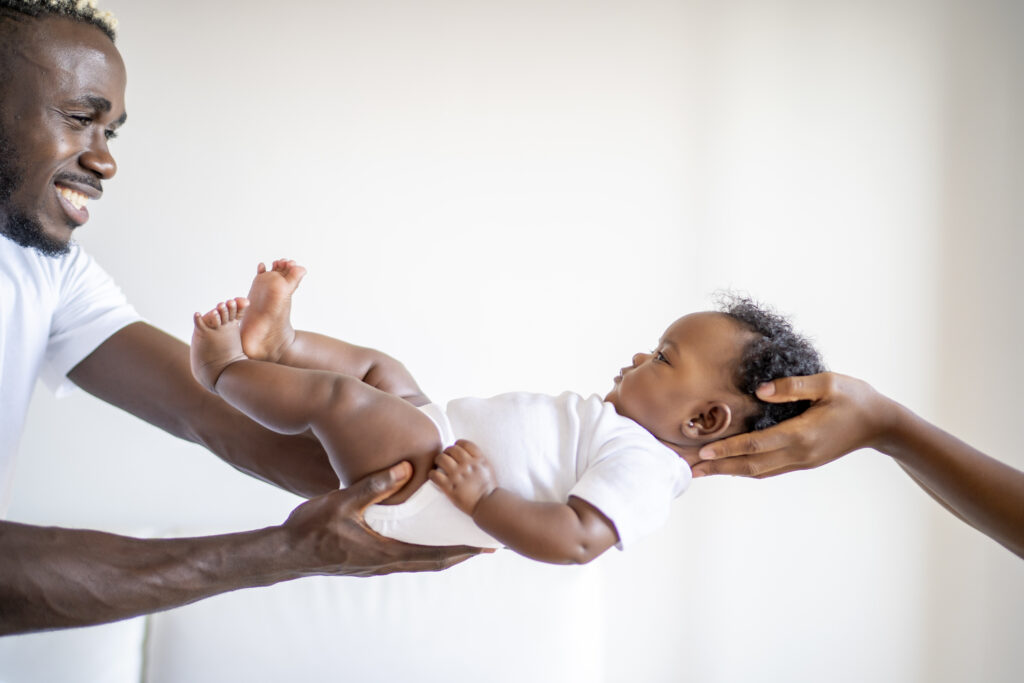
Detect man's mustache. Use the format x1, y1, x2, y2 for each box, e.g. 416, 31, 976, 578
54, 172, 102, 194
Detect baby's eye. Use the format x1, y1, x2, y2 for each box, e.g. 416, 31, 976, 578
654, 351, 668, 364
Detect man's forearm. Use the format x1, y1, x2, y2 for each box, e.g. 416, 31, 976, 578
880, 402, 1024, 558
0, 465, 483, 636
191, 398, 340, 498
69, 322, 339, 498
0, 520, 296, 635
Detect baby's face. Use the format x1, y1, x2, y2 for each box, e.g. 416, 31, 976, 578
604, 312, 754, 447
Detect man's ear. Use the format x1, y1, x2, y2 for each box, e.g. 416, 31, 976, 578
680, 401, 733, 441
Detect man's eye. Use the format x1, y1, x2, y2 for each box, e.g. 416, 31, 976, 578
104, 129, 118, 140
70, 115, 92, 125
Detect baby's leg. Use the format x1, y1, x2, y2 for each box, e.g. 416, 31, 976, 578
193, 302, 439, 502
190, 298, 250, 392
240, 258, 430, 405
239, 259, 305, 363
214, 361, 441, 503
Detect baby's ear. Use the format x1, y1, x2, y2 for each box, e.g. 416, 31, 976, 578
680, 401, 733, 441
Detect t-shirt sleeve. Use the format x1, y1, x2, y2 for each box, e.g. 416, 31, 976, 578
569, 434, 691, 551
41, 248, 142, 397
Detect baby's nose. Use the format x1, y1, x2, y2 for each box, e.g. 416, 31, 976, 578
632, 352, 649, 366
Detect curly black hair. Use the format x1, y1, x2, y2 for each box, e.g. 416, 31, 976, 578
0, 0, 117, 43
717, 293, 826, 432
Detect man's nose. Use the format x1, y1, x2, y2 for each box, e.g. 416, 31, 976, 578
79, 136, 117, 180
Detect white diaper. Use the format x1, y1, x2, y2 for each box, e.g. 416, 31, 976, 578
363, 402, 503, 549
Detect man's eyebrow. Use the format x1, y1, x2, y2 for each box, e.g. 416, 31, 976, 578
69, 95, 128, 126
72, 95, 111, 112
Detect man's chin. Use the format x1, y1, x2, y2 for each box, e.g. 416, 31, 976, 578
1, 213, 72, 257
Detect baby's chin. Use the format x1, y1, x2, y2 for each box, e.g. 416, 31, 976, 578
602, 386, 622, 410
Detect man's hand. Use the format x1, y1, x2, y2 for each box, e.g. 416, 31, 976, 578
429, 440, 498, 515
0, 461, 483, 635
283, 461, 485, 576
693, 372, 892, 478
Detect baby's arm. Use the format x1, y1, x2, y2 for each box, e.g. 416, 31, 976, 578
430, 441, 619, 564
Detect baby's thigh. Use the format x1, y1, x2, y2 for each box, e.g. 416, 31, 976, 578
309, 375, 441, 502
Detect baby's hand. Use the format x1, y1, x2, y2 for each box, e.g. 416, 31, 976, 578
429, 440, 498, 516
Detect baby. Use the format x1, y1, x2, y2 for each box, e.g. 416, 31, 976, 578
190, 260, 824, 564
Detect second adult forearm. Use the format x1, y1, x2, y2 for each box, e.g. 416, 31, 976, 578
0, 520, 296, 635
880, 402, 1024, 558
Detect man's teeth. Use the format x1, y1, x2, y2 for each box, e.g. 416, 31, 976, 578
57, 187, 89, 211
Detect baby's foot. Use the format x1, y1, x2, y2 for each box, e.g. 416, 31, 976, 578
191, 297, 249, 392
240, 259, 306, 362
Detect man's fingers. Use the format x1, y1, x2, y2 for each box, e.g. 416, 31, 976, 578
757, 372, 835, 404
364, 543, 488, 575
344, 461, 414, 511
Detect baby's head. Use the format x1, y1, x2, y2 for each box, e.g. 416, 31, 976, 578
604, 295, 825, 448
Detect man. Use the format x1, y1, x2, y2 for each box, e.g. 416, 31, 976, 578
0, 1, 477, 636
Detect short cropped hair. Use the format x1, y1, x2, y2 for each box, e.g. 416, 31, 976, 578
718, 293, 826, 432
0, 0, 117, 42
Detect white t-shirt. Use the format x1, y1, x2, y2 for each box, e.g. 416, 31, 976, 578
0, 236, 141, 516
364, 391, 692, 550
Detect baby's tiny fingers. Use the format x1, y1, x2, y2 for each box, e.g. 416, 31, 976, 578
444, 444, 471, 463
454, 439, 482, 457
434, 452, 458, 472
429, 468, 452, 489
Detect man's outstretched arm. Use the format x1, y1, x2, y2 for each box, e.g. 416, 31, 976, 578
0, 463, 482, 635
68, 322, 339, 498
694, 372, 1024, 559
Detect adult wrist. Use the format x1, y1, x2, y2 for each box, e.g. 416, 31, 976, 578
870, 398, 918, 461
222, 524, 308, 585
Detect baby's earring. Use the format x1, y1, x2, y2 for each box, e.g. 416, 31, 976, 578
687, 420, 696, 429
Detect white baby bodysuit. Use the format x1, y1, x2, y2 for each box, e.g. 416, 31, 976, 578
364, 391, 691, 550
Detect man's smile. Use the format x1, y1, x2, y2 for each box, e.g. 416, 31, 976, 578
53, 175, 102, 225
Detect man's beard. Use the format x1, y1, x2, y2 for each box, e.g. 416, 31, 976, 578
0, 121, 71, 258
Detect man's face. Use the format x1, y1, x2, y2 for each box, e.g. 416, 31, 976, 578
0, 16, 127, 256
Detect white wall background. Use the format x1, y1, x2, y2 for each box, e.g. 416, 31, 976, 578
7, 0, 1023, 681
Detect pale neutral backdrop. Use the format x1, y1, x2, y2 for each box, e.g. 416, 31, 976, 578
8, 0, 1023, 681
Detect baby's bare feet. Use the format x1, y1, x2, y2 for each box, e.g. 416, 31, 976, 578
240, 259, 307, 362
191, 297, 249, 392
